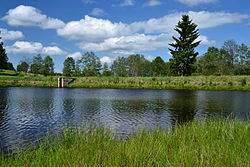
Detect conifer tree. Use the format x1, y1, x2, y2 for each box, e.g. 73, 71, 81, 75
169, 15, 200, 76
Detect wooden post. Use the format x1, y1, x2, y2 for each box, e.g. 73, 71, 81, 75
58, 78, 61, 88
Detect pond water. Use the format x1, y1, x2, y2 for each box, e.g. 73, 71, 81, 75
0, 87, 249, 152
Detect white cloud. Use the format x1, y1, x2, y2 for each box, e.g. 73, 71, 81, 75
189, 11, 249, 28
144, 0, 162, 7
6, 41, 43, 55
78, 33, 172, 55
42, 46, 67, 55
130, 11, 250, 33
145, 55, 156, 61
68, 52, 82, 59
58, 11, 248, 44
100, 56, 112, 63
78, 33, 215, 55
56, 11, 248, 56
6, 41, 66, 55
90, 8, 107, 17
176, 0, 217, 6
2, 5, 65, 29
57, 15, 131, 42
197, 35, 216, 45
0, 28, 24, 41
120, 0, 135, 6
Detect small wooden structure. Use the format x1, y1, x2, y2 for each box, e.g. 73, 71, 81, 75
58, 78, 68, 88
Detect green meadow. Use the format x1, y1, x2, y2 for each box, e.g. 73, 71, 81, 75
1, 119, 249, 167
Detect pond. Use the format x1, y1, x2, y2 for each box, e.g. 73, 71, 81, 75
0, 87, 249, 152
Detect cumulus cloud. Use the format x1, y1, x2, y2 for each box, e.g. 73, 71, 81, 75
6, 41, 66, 55
55, 10, 249, 55
68, 52, 82, 59
2, 5, 65, 29
0, 28, 24, 41
130, 11, 250, 33
58, 11, 249, 44
100, 56, 112, 63
78, 33, 215, 55
42, 46, 67, 55
78, 34, 172, 55
197, 35, 216, 45
57, 15, 131, 42
189, 11, 249, 28
176, 0, 217, 6
90, 8, 107, 17
144, 0, 163, 7
120, 0, 135, 6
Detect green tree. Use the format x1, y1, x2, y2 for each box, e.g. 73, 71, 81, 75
0, 33, 9, 70
127, 54, 149, 77
17, 61, 29, 72
111, 57, 128, 77
197, 47, 221, 75
40, 56, 54, 76
222, 40, 238, 67
63, 57, 75, 77
234, 43, 250, 75
219, 48, 234, 75
79, 52, 102, 76
237, 44, 249, 65
151, 56, 166, 76
30, 54, 43, 74
169, 15, 201, 76
102, 63, 112, 76
7, 63, 15, 71
74, 60, 82, 77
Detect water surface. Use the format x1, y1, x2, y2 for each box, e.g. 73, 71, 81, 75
0, 87, 249, 152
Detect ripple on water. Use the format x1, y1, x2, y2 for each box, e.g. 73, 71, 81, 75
0, 87, 249, 152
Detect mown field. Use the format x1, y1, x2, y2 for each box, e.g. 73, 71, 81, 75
0, 70, 250, 91
0, 120, 249, 167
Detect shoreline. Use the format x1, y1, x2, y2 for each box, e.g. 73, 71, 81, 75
0, 75, 250, 91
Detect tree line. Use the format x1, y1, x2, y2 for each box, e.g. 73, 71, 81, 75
197, 41, 250, 75
16, 54, 55, 76
62, 53, 170, 77
61, 41, 250, 77
1, 15, 250, 76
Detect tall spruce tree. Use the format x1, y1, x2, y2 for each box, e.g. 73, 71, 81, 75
169, 15, 200, 76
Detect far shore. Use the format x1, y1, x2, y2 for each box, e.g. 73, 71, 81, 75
0, 74, 250, 91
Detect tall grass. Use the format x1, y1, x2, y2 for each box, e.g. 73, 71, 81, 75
69, 76, 250, 91
1, 119, 249, 167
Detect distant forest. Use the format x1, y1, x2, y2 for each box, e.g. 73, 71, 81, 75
10, 39, 250, 77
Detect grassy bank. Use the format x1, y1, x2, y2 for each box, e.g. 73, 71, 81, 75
0, 71, 250, 91
69, 75, 250, 91
1, 120, 249, 167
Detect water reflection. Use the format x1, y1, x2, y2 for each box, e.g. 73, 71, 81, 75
0, 87, 249, 152
167, 90, 197, 125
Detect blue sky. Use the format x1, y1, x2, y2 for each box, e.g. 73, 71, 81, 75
0, 0, 249, 72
